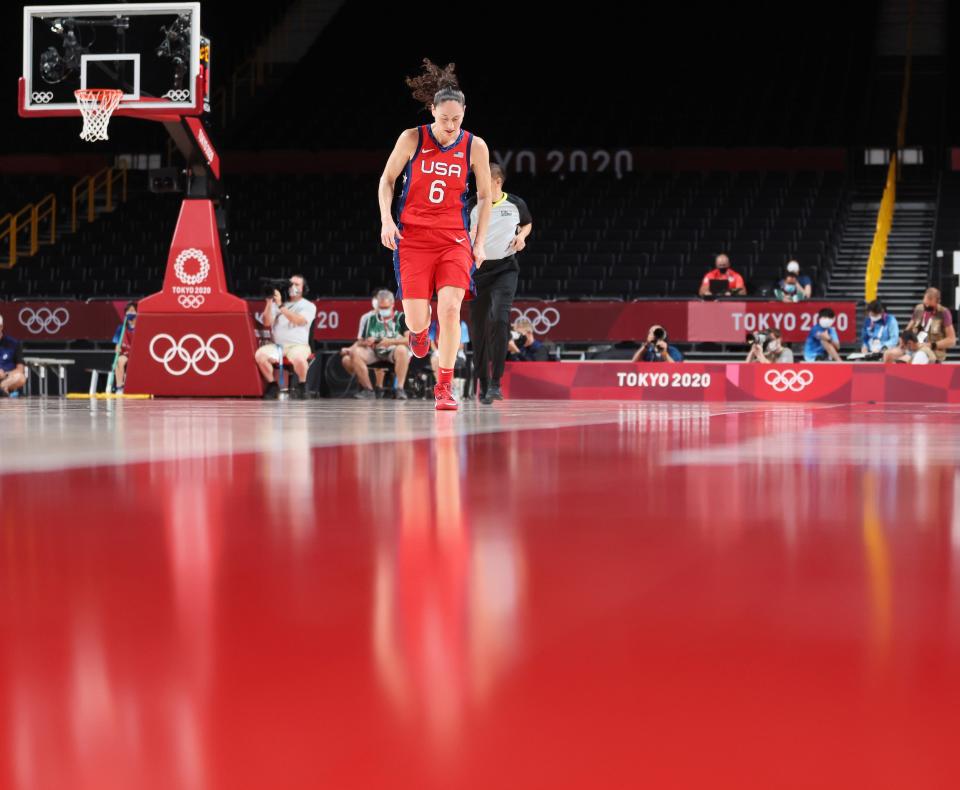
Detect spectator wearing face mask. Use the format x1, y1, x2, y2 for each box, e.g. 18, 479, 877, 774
774, 272, 808, 303
785, 260, 813, 298
698, 254, 746, 297
745, 328, 794, 363
255, 274, 317, 399
883, 288, 956, 364
803, 307, 842, 362
860, 300, 899, 357
350, 290, 411, 400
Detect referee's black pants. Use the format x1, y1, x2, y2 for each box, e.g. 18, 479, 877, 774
471, 256, 519, 386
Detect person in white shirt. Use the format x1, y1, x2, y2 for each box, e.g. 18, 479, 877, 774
255, 274, 317, 398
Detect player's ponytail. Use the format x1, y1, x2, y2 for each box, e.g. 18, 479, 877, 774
405, 58, 465, 111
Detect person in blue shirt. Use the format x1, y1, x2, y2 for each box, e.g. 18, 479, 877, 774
507, 317, 549, 363
803, 308, 842, 362
774, 272, 808, 303
785, 260, 813, 298
0, 313, 27, 397
632, 324, 684, 363
860, 299, 899, 356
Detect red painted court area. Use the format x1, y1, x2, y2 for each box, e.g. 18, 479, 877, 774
1, 399, 959, 789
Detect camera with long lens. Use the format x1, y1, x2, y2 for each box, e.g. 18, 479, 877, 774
40, 20, 87, 84
156, 14, 192, 89
259, 277, 289, 298
41, 15, 129, 85
649, 326, 670, 351
746, 331, 768, 348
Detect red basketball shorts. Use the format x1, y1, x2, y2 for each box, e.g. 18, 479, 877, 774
393, 224, 476, 300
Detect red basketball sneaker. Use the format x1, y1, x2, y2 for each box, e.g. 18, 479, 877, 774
408, 327, 430, 358
434, 381, 458, 411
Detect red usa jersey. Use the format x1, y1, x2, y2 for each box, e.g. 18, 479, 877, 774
397, 125, 474, 230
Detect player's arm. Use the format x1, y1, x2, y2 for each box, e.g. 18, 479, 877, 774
470, 138, 492, 268
378, 129, 418, 251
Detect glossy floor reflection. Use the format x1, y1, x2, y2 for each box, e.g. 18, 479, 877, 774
1, 400, 959, 789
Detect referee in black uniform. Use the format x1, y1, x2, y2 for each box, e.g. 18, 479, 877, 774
467, 163, 533, 404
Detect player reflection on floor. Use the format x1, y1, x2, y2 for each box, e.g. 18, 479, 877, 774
371, 418, 526, 748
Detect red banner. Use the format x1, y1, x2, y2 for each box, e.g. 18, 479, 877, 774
0, 299, 858, 344
0, 301, 127, 341
303, 299, 857, 343
501, 362, 960, 403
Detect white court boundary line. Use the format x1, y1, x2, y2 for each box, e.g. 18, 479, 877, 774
0, 401, 797, 476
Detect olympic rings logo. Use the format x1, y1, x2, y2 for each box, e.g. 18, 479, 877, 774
163, 89, 191, 102
149, 333, 234, 377
32, 92, 54, 104
764, 369, 814, 393
177, 294, 206, 310
18, 307, 70, 334
510, 306, 560, 335
174, 248, 210, 286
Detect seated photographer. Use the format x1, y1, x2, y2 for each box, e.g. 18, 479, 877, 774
255, 274, 317, 399
350, 291, 411, 400
891, 330, 938, 365
803, 307, 842, 362
859, 300, 899, 358
773, 272, 807, 303
883, 288, 955, 364
507, 317, 548, 361
632, 325, 683, 363
698, 254, 746, 297
745, 328, 794, 363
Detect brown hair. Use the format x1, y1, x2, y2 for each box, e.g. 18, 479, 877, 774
405, 58, 465, 112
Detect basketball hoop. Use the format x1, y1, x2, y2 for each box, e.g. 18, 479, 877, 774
74, 89, 123, 142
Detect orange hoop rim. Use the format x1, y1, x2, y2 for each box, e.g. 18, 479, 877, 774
74, 88, 123, 102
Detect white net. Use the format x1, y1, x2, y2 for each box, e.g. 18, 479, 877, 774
74, 89, 123, 142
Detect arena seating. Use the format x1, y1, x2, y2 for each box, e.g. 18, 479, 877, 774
0, 170, 848, 301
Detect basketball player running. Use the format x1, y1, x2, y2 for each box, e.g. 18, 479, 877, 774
378, 59, 492, 410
